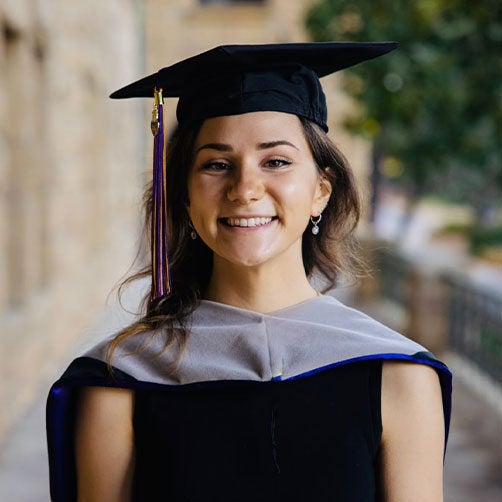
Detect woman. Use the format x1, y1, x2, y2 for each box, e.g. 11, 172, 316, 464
47, 42, 451, 501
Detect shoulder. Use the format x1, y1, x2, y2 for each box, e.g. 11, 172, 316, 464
381, 360, 444, 444
76, 384, 135, 443
76, 385, 135, 441
382, 360, 442, 400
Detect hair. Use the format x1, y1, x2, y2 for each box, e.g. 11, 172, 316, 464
106, 116, 363, 373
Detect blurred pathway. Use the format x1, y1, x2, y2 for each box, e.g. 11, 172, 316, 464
443, 365, 502, 502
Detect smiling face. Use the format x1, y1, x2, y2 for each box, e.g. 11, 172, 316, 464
187, 111, 331, 272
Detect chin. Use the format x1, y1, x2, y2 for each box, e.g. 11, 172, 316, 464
226, 255, 271, 268
213, 248, 275, 269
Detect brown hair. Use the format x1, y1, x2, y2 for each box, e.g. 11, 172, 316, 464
107, 116, 363, 372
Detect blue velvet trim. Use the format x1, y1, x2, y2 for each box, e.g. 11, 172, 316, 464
46, 384, 77, 501
283, 352, 452, 381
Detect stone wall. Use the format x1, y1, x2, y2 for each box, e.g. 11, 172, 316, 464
0, 0, 144, 442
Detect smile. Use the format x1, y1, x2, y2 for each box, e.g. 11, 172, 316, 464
221, 217, 276, 228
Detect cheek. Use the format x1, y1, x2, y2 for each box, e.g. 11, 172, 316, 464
187, 177, 207, 208
186, 178, 201, 219
188, 175, 223, 201
187, 177, 222, 229
279, 175, 318, 209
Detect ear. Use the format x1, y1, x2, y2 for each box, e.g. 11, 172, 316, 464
311, 170, 332, 216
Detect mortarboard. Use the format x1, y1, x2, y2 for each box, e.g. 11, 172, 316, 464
110, 42, 398, 302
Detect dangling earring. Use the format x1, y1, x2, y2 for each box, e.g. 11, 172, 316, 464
310, 214, 322, 235
188, 220, 197, 240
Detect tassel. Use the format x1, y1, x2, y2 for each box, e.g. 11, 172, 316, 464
150, 88, 171, 301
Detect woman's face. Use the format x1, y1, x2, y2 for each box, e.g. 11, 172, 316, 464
187, 111, 331, 270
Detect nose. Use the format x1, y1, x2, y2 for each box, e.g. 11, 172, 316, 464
226, 164, 265, 204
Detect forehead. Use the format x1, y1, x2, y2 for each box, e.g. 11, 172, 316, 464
195, 111, 307, 146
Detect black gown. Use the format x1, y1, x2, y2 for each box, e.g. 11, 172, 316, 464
47, 295, 452, 501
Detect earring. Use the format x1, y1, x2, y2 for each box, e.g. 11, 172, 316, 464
310, 214, 322, 235
188, 220, 197, 240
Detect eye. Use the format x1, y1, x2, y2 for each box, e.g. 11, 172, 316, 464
264, 158, 292, 169
200, 161, 232, 171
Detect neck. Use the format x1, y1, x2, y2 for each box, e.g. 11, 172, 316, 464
204, 257, 318, 314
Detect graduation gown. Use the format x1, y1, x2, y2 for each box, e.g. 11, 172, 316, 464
46, 294, 452, 501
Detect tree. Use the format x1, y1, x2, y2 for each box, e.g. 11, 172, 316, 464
306, 0, 502, 227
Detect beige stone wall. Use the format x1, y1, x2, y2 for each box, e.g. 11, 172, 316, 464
0, 0, 144, 441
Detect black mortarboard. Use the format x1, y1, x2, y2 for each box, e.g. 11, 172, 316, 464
110, 42, 397, 302
111, 41, 397, 132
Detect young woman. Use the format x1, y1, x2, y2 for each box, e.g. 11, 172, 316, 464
47, 42, 452, 501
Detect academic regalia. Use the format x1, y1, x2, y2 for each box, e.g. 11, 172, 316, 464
47, 41, 452, 500
47, 294, 452, 501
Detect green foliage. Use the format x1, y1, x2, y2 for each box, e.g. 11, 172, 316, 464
481, 328, 502, 359
435, 222, 502, 254
470, 226, 502, 253
306, 0, 502, 203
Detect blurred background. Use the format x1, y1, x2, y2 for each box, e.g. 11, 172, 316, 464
0, 0, 501, 500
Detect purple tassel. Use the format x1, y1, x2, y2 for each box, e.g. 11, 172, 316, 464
150, 88, 171, 301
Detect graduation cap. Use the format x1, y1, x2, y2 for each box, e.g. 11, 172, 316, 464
110, 42, 398, 302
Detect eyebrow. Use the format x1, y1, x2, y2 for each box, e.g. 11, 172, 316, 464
195, 140, 299, 154
195, 143, 232, 154
258, 140, 299, 151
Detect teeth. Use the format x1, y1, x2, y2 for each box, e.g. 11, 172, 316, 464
226, 217, 273, 227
